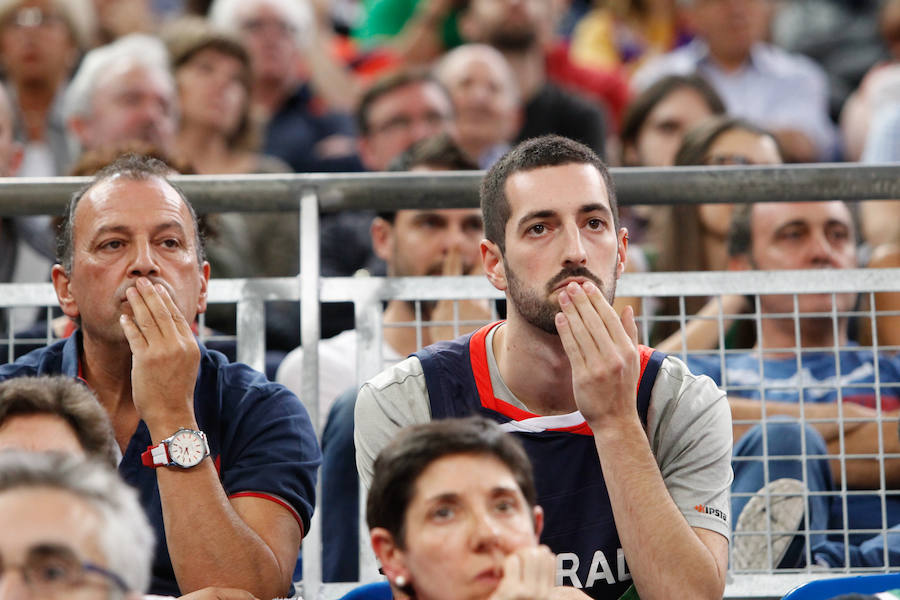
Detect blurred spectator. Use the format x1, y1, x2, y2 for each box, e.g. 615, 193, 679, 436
0, 0, 94, 176
458, 0, 615, 155
772, 0, 883, 121
209, 0, 362, 173
620, 73, 724, 168
65, 33, 178, 161
279, 134, 486, 427
0, 451, 155, 599
857, 102, 900, 251
688, 200, 900, 571
648, 115, 782, 349
165, 17, 287, 175
433, 43, 520, 168
352, 0, 465, 64
352, 0, 630, 129
91, 0, 157, 46
321, 68, 455, 286
0, 82, 51, 335
841, 0, 900, 161
633, 0, 838, 162
0, 375, 117, 465
569, 0, 688, 74
356, 68, 454, 172
163, 16, 303, 354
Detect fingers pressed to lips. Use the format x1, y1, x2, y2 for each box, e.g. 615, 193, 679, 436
558, 284, 606, 362
156, 283, 193, 335
583, 281, 634, 349
556, 296, 587, 371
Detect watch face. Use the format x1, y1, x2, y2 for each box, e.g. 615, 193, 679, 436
168, 430, 207, 468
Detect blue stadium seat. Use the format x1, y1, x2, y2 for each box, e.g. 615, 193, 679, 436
782, 573, 900, 599
337, 581, 392, 600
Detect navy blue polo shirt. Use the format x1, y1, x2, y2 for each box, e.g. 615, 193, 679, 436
0, 332, 321, 596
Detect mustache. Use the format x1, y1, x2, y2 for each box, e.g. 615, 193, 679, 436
116, 277, 173, 301
545, 267, 604, 294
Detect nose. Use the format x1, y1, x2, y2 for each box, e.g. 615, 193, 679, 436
561, 224, 588, 267
128, 239, 160, 278
808, 230, 837, 267
469, 510, 505, 553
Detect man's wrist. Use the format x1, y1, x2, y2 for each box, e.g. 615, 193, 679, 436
144, 411, 199, 443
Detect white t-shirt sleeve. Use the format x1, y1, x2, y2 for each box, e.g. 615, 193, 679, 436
648, 355, 734, 539
354, 356, 433, 488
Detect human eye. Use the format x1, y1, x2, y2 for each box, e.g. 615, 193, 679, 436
827, 225, 850, 243
429, 503, 456, 522
526, 223, 546, 236
161, 238, 182, 249
98, 239, 124, 251
777, 225, 804, 241
27, 549, 79, 586
586, 217, 606, 231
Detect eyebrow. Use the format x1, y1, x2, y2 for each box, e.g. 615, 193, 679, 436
516, 203, 611, 230
90, 220, 187, 242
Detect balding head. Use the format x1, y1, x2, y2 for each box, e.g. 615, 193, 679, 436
434, 44, 521, 162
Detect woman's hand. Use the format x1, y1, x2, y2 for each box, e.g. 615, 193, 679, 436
489, 545, 556, 600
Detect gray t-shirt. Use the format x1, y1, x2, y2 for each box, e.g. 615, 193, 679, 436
355, 325, 733, 539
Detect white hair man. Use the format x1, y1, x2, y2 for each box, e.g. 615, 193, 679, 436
0, 451, 154, 599
208, 0, 360, 173
64, 33, 177, 159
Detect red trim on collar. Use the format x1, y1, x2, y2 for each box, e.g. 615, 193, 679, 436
467, 322, 655, 436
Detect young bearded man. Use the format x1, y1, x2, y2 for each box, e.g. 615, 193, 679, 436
355, 135, 732, 600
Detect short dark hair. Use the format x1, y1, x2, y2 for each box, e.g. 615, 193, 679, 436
674, 115, 779, 166
620, 74, 725, 155
480, 135, 618, 252
356, 68, 451, 135
0, 376, 118, 466
57, 153, 205, 273
366, 417, 537, 549
378, 133, 479, 222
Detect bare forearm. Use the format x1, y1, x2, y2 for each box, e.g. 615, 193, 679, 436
593, 419, 726, 600
829, 413, 900, 488
157, 463, 291, 599
730, 398, 870, 443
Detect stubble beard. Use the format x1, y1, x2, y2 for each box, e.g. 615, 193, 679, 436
504, 261, 618, 336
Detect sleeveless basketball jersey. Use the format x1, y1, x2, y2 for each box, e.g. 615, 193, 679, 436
415, 322, 665, 600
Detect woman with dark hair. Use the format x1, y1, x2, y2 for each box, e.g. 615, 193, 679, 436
164, 16, 287, 175
364, 417, 568, 600
649, 115, 783, 350
620, 73, 725, 168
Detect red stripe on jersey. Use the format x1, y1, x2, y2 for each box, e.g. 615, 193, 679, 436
468, 321, 655, 436
229, 491, 304, 535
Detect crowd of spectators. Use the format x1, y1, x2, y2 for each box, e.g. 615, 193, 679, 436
2, 0, 900, 599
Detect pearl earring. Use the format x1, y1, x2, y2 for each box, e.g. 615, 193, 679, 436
394, 575, 407, 587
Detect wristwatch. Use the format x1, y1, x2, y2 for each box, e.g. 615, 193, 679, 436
141, 428, 210, 469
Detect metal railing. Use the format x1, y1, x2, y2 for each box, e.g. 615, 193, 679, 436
3, 165, 900, 599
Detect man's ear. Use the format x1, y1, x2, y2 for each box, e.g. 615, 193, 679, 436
481, 239, 506, 291
370, 527, 410, 588
616, 227, 628, 278
67, 116, 92, 149
51, 264, 79, 320
196, 261, 210, 315
371, 217, 394, 263
533, 505, 545, 539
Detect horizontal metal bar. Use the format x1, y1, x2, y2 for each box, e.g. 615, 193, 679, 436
2, 268, 898, 309
2, 163, 899, 215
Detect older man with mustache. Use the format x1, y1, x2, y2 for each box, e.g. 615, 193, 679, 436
0, 153, 320, 599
